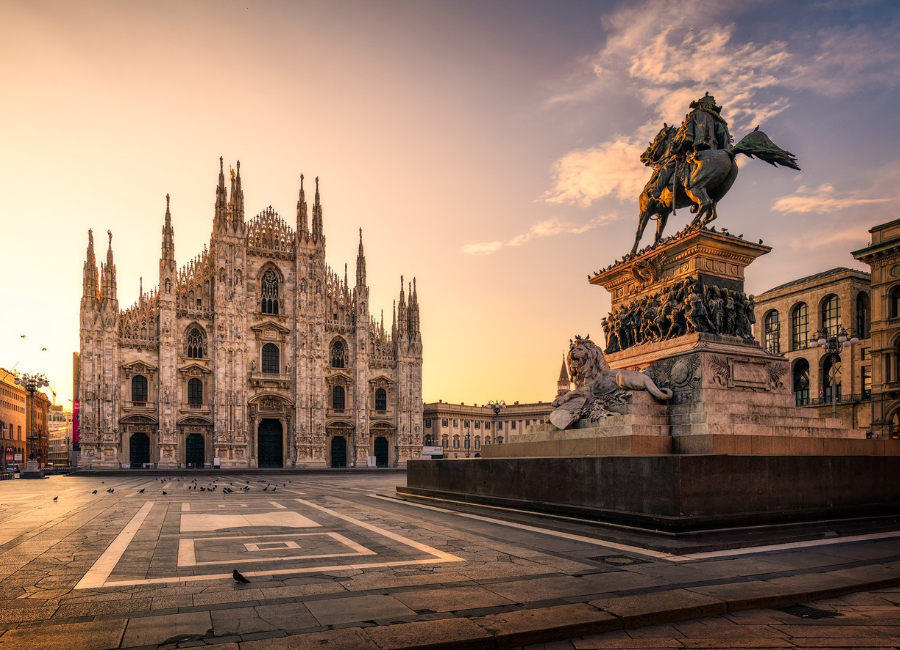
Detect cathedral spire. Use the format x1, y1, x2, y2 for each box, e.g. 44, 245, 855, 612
557, 356, 570, 397
356, 228, 366, 287
101, 230, 117, 303
231, 160, 244, 230
397, 276, 407, 336
297, 173, 308, 239
161, 193, 175, 265
312, 176, 324, 245
215, 156, 228, 230
82, 229, 99, 303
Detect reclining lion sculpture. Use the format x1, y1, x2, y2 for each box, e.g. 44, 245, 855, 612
550, 335, 672, 430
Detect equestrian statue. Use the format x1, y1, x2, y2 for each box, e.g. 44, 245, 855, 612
630, 93, 799, 255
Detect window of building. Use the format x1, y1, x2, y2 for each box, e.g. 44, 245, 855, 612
441, 418, 448, 428
793, 358, 810, 406
485, 422, 491, 430
332, 385, 345, 411
453, 436, 460, 448
330, 340, 347, 368
131, 375, 148, 403
453, 419, 458, 427
464, 419, 470, 428
497, 422, 502, 430
375, 388, 387, 411
261, 269, 279, 314
764, 310, 780, 354
261, 343, 279, 374
862, 366, 872, 400
511, 421, 517, 430
791, 303, 808, 350
821, 295, 840, 336
187, 327, 204, 358
856, 292, 870, 338
823, 354, 842, 402
862, 347, 870, 361
425, 418, 432, 428
441, 436, 448, 449
484, 436, 491, 444
196, 298, 202, 309
497, 436, 503, 443
474, 421, 480, 429
889, 285, 900, 320
188, 378, 202, 405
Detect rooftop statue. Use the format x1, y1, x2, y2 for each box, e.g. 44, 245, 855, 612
631, 92, 800, 255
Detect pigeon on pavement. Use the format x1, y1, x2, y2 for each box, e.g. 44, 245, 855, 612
232, 569, 251, 584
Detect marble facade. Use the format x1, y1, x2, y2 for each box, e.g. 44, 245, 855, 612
78, 160, 423, 469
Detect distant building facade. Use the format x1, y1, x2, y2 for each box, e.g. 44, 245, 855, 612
853, 219, 900, 439
0, 368, 27, 469
78, 160, 423, 469
47, 404, 72, 466
422, 400, 554, 457
752, 268, 872, 432
25, 390, 50, 465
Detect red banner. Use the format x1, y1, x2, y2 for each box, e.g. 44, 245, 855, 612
73, 400, 80, 444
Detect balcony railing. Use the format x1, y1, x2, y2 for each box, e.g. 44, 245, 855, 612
123, 401, 157, 410
795, 392, 870, 407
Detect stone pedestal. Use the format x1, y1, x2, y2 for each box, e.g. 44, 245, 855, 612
20, 459, 45, 479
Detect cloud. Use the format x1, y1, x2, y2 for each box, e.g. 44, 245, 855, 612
541, 137, 647, 207
542, 0, 900, 210
463, 213, 618, 255
461, 241, 503, 255
542, 3, 796, 208
772, 184, 892, 214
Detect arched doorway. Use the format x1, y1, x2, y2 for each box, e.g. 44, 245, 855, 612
186, 434, 205, 468
258, 419, 283, 468
330, 436, 347, 468
374, 436, 389, 467
130, 433, 150, 468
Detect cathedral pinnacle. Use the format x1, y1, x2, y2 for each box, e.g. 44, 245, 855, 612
82, 228, 99, 304
312, 176, 324, 245
297, 174, 308, 238
356, 228, 366, 287
162, 194, 175, 263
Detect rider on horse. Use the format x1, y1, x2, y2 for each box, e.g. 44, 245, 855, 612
650, 93, 732, 204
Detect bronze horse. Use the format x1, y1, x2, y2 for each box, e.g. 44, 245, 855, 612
631, 125, 800, 255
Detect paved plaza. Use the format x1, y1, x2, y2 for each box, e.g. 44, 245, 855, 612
0, 473, 896, 649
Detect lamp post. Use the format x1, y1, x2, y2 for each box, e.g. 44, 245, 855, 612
810, 325, 859, 419
464, 425, 471, 458
14, 372, 48, 479
488, 400, 506, 444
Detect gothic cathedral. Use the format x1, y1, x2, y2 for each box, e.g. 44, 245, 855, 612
78, 159, 424, 469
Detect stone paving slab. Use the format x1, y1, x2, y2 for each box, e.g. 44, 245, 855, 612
1, 474, 900, 648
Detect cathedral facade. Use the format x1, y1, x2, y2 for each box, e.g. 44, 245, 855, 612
78, 159, 423, 469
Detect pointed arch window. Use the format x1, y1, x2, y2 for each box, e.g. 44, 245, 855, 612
764, 310, 780, 354
188, 378, 202, 406
375, 388, 387, 411
187, 327, 204, 359
261, 343, 279, 374
131, 375, 148, 403
261, 269, 279, 314
332, 385, 345, 411
331, 340, 347, 368
791, 303, 808, 350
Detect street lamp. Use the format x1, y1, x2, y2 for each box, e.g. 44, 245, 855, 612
14, 372, 49, 479
488, 400, 506, 444
464, 425, 471, 458
809, 325, 859, 419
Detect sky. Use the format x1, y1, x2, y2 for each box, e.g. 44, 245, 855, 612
1, 0, 899, 408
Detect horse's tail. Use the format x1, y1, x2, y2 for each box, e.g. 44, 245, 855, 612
728, 127, 800, 171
